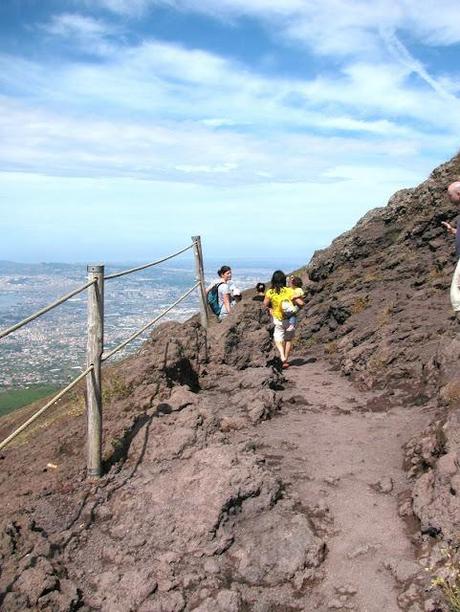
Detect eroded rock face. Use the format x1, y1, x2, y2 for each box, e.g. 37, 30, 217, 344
229, 510, 326, 586
0, 311, 322, 610
405, 413, 460, 542
297, 155, 460, 399
60, 443, 312, 611
0, 518, 83, 611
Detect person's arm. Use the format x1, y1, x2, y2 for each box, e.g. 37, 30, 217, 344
263, 295, 273, 317
293, 296, 304, 308
442, 221, 457, 236
222, 290, 231, 313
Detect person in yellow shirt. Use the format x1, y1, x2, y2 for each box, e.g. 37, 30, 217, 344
264, 270, 304, 368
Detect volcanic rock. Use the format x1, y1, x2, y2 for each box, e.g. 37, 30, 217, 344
2, 153, 460, 610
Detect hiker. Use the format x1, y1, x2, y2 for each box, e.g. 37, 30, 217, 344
252, 282, 266, 302
264, 270, 304, 368
206, 265, 233, 320
442, 181, 460, 312
231, 287, 242, 304
285, 276, 304, 333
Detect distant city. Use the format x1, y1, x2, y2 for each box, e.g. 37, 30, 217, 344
0, 256, 304, 389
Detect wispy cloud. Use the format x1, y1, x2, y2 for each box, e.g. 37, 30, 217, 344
2, 22, 460, 187
77, 0, 152, 16
99, 0, 460, 64
43, 13, 110, 38
39, 12, 120, 56
2, 1, 460, 261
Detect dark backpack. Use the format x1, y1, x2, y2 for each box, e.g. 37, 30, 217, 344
207, 282, 223, 316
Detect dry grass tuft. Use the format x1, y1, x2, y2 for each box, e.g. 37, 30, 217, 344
102, 375, 131, 404
325, 341, 338, 355
428, 546, 460, 611
351, 295, 370, 315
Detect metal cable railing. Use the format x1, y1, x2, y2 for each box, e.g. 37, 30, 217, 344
104, 243, 194, 280
0, 237, 208, 477
102, 282, 200, 362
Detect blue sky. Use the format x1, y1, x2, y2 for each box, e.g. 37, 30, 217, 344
1, 0, 460, 264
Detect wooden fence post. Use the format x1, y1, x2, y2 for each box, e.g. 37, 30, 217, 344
86, 264, 104, 477
191, 236, 208, 329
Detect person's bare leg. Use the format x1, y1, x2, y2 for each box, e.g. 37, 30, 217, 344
275, 340, 286, 362
284, 340, 292, 363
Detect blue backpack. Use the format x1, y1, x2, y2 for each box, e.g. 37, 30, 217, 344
207, 282, 223, 316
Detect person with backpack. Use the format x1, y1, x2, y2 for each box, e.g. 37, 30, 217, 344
264, 270, 304, 368
206, 265, 233, 320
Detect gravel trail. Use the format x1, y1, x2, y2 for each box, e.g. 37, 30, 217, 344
252, 359, 435, 611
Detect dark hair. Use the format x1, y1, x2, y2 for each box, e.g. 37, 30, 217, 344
256, 282, 265, 293
271, 270, 286, 294
291, 276, 303, 288
217, 265, 231, 277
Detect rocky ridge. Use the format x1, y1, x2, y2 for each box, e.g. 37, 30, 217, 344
1, 154, 460, 610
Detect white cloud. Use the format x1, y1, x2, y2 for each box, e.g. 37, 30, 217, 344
5, 33, 457, 130
0, 91, 430, 185
168, 0, 460, 52
44, 13, 110, 37
72, 0, 460, 76
2, 25, 460, 189
78, 0, 152, 16
401, 0, 460, 46
39, 12, 119, 56
1, 10, 459, 202
200, 118, 239, 128
174, 162, 238, 174
1, 0, 460, 262
380, 28, 460, 104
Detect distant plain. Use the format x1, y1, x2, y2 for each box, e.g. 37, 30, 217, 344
0, 256, 307, 413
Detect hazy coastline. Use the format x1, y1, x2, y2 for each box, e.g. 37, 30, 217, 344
0, 255, 307, 401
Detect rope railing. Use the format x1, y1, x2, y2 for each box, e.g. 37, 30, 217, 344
102, 281, 200, 362
0, 237, 208, 478
104, 243, 194, 280
0, 279, 96, 340
0, 365, 94, 451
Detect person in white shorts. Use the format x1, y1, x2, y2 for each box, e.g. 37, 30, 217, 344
263, 270, 304, 368
442, 182, 460, 313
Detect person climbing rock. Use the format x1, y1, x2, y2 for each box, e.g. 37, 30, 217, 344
442, 181, 460, 313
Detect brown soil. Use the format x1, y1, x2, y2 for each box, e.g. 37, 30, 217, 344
245, 359, 437, 611
0, 347, 446, 612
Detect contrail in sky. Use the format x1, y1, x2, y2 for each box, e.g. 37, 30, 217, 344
380, 27, 460, 105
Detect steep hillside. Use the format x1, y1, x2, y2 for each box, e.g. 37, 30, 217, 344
297, 154, 460, 399
1, 154, 460, 611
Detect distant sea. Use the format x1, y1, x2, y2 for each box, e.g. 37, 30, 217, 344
0, 255, 308, 391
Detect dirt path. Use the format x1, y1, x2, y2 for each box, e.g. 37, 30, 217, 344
249, 359, 435, 611
0, 356, 439, 611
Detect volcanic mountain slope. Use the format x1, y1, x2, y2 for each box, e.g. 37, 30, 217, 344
0, 154, 460, 611
296, 153, 460, 399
